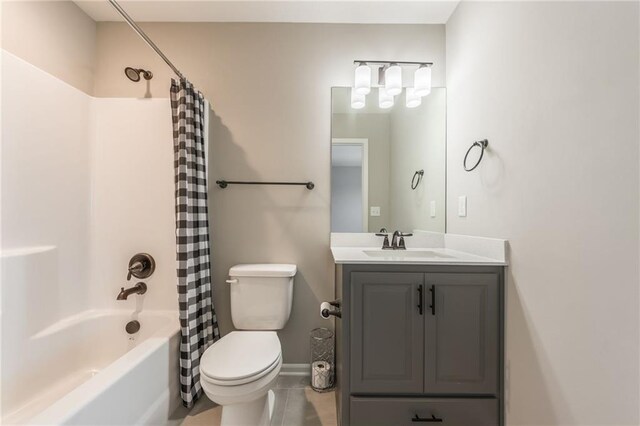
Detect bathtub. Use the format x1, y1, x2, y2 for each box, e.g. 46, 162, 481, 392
2, 309, 181, 425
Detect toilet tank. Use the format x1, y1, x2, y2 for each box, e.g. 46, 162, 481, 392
229, 264, 296, 330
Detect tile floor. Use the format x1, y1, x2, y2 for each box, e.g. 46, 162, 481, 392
170, 375, 337, 426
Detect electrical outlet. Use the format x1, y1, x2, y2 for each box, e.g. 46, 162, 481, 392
458, 196, 467, 217
370, 206, 381, 217
430, 201, 436, 218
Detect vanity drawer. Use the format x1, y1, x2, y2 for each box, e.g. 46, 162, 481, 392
350, 397, 498, 426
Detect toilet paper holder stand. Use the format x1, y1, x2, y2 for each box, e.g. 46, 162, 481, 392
320, 300, 341, 319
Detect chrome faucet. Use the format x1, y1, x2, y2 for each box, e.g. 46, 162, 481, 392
117, 282, 147, 300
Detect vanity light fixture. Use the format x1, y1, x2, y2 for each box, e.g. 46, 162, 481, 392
414, 64, 432, 97
405, 88, 421, 108
351, 60, 434, 109
351, 88, 366, 109
384, 63, 402, 96
378, 87, 394, 109
354, 62, 371, 95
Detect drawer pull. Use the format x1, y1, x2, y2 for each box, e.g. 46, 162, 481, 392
412, 414, 443, 423
417, 284, 424, 315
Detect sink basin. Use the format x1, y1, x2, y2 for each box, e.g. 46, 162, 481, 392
363, 250, 454, 259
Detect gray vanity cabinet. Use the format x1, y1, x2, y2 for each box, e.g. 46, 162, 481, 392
335, 264, 505, 426
350, 272, 424, 394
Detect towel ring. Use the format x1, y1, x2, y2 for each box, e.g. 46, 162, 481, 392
411, 169, 424, 190
463, 139, 489, 172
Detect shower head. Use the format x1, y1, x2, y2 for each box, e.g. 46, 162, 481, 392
124, 67, 153, 82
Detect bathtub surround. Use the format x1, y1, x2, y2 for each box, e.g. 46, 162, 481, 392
1, 50, 181, 422
0, 50, 92, 320
446, 2, 639, 425
171, 78, 220, 407
89, 98, 177, 310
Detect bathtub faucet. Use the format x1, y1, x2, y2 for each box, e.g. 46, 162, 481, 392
117, 282, 147, 300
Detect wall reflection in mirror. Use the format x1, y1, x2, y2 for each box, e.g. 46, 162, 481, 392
331, 87, 446, 233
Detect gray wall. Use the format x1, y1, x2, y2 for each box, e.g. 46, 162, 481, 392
446, 2, 639, 424
94, 22, 446, 362
331, 166, 363, 232
1, 1, 96, 94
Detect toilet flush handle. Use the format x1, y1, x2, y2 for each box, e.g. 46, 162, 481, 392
225, 279, 238, 284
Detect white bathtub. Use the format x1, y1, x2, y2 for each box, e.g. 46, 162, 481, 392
2, 309, 181, 425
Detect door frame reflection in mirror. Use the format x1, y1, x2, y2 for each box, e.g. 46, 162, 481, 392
332, 138, 369, 232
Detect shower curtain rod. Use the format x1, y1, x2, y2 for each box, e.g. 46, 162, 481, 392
108, 0, 185, 79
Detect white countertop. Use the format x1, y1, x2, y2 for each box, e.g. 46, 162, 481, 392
331, 232, 508, 266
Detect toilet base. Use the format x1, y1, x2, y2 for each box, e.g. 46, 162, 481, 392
220, 390, 275, 426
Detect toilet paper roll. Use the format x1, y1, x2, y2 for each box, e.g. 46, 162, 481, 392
311, 361, 332, 390
320, 302, 333, 319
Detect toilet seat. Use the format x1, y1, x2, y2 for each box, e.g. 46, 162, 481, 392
201, 331, 281, 386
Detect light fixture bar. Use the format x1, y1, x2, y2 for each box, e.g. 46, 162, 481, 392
353, 60, 433, 66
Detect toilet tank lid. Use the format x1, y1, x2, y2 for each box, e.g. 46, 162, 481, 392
229, 264, 297, 277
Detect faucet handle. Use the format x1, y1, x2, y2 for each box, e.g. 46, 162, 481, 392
127, 261, 143, 281
398, 237, 407, 249
397, 233, 413, 249
375, 232, 392, 250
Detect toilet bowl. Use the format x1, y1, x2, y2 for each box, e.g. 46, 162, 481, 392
200, 264, 296, 426
201, 332, 282, 425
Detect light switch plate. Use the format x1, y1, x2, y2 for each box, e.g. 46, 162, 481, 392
430, 201, 436, 218
370, 206, 381, 217
458, 196, 467, 217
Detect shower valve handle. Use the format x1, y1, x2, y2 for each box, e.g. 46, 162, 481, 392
126, 254, 155, 281
127, 261, 144, 281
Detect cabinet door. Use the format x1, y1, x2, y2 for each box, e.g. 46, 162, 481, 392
424, 273, 499, 394
351, 272, 424, 394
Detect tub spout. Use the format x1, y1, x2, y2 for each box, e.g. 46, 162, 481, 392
117, 282, 147, 300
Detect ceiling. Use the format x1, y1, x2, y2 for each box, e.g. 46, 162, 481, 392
74, 1, 459, 24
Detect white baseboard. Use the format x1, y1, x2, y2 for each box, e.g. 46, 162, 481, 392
281, 363, 310, 376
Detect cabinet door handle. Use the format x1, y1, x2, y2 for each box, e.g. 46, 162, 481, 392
412, 414, 443, 422
417, 284, 424, 315
429, 285, 436, 316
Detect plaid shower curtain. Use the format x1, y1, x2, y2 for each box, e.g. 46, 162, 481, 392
170, 78, 220, 408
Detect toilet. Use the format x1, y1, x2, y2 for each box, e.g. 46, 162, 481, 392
200, 264, 296, 426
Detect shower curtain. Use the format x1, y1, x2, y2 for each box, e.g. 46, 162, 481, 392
170, 78, 220, 407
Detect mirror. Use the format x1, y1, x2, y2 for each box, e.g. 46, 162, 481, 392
331, 87, 446, 233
